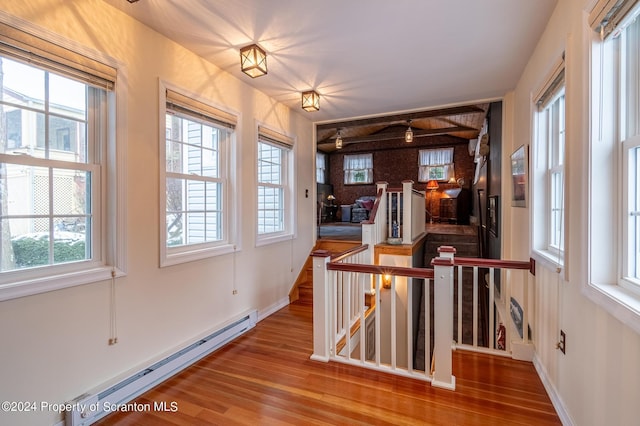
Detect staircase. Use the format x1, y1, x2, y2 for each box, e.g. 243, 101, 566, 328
416, 225, 483, 370
423, 225, 480, 265
289, 240, 361, 305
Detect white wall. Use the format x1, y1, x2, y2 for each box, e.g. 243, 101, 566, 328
504, 0, 640, 424
0, 2, 314, 425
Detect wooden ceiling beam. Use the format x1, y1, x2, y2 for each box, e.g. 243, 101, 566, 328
316, 105, 485, 131
317, 125, 474, 146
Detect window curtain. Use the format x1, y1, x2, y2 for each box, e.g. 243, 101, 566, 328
316, 152, 326, 184
343, 153, 373, 184
418, 148, 455, 181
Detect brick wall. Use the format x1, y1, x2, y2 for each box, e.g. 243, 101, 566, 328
327, 134, 476, 219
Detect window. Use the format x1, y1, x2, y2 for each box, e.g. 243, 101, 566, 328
627, 138, 640, 283
257, 125, 294, 245
418, 148, 455, 182
588, 0, 640, 331
532, 65, 565, 266
0, 22, 122, 300
343, 153, 373, 184
161, 87, 237, 266
620, 9, 640, 288
316, 152, 326, 184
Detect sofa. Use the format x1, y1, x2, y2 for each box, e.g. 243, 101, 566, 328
350, 195, 376, 223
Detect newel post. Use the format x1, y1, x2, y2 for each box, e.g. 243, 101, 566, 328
402, 180, 413, 245
310, 250, 331, 362
430, 246, 456, 390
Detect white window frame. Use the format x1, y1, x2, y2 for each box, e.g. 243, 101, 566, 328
623, 136, 640, 288
0, 17, 126, 301
316, 152, 326, 184
256, 124, 295, 247
343, 153, 373, 185
418, 147, 455, 182
587, 0, 640, 334
531, 63, 566, 270
159, 82, 238, 267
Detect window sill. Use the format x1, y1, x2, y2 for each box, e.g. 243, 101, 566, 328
0, 266, 124, 302
531, 249, 564, 273
256, 233, 294, 247
583, 281, 640, 335
161, 243, 238, 267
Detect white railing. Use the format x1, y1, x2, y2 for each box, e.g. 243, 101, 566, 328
386, 189, 403, 239
452, 255, 533, 360
361, 184, 387, 266
381, 181, 425, 245
406, 181, 426, 243
311, 245, 534, 390
311, 245, 456, 390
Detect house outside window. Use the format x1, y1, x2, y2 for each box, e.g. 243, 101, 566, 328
257, 125, 294, 245
418, 148, 455, 182
161, 87, 237, 266
344, 153, 373, 184
587, 0, 640, 330
532, 66, 565, 265
0, 22, 122, 301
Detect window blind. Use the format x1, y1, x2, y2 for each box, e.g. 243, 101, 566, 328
166, 89, 237, 129
258, 125, 294, 148
535, 58, 565, 110
0, 22, 116, 90
590, 0, 640, 39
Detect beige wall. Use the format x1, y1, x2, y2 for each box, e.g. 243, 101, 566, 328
504, 0, 640, 424
0, 2, 314, 425
4, 1, 640, 425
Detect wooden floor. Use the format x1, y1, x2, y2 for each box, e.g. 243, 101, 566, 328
96, 303, 560, 425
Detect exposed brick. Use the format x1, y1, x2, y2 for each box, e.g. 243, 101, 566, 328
327, 134, 476, 217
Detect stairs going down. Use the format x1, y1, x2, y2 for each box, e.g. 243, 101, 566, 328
289, 240, 361, 306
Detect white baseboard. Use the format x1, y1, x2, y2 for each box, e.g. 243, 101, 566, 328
257, 296, 289, 322
533, 354, 574, 426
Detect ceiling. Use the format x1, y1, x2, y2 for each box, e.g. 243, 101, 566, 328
104, 0, 557, 148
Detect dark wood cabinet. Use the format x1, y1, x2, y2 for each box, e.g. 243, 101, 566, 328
440, 198, 457, 223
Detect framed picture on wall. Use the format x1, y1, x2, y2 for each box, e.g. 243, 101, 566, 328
488, 195, 499, 238
510, 145, 528, 207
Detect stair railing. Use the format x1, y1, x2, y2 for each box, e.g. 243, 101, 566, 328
451, 255, 534, 359
311, 244, 534, 390
380, 181, 426, 245
311, 245, 456, 389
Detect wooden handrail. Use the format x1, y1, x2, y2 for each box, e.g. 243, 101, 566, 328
330, 244, 369, 262
327, 262, 435, 280
453, 256, 532, 270
362, 187, 384, 225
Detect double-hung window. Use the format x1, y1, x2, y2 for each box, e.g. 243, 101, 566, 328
257, 125, 294, 244
316, 152, 326, 184
344, 153, 373, 184
588, 0, 640, 329
418, 148, 455, 182
161, 87, 237, 266
0, 22, 121, 300
532, 64, 565, 265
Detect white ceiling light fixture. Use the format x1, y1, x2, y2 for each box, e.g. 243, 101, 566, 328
335, 130, 343, 149
405, 120, 414, 143
240, 44, 267, 78
302, 90, 320, 112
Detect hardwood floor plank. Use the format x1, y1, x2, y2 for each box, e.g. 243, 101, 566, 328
96, 303, 560, 425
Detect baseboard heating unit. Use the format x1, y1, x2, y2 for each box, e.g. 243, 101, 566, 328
65, 310, 257, 425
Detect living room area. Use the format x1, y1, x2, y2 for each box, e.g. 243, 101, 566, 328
315, 101, 503, 265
